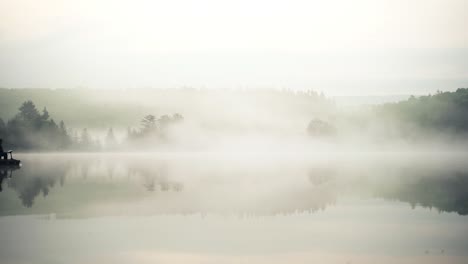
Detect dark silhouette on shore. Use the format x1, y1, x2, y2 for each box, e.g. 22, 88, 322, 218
0, 138, 21, 166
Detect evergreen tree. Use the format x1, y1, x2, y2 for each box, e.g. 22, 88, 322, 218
2, 101, 73, 150
18, 101, 40, 122
41, 107, 49, 121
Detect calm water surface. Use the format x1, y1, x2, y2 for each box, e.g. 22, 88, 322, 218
0, 153, 467, 264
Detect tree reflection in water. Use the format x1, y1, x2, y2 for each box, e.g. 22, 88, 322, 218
375, 171, 468, 215
0, 165, 20, 192
307, 164, 468, 215
0, 155, 182, 209
0, 154, 467, 216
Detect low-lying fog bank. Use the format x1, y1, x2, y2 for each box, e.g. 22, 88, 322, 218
1, 88, 468, 152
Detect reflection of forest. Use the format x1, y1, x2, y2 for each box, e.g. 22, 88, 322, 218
0, 157, 182, 209
307, 165, 468, 215
1, 161, 69, 207
375, 172, 468, 215
127, 162, 183, 192
1, 157, 468, 216
0, 166, 20, 192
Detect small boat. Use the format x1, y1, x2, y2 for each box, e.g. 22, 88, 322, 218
0, 151, 21, 166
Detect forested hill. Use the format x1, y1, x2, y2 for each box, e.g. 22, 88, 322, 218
377, 88, 468, 133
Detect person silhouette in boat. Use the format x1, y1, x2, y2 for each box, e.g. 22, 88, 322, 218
0, 139, 8, 160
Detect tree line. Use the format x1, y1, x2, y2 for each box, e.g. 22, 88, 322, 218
0, 100, 184, 151
377, 88, 468, 133
306, 88, 468, 138
0, 101, 70, 150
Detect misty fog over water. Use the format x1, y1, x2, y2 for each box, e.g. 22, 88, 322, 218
1, 87, 468, 264
1, 88, 468, 263
1, 0, 468, 263
0, 153, 467, 264
3, 88, 468, 154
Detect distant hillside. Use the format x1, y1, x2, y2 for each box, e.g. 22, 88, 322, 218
332, 95, 411, 107
377, 88, 468, 133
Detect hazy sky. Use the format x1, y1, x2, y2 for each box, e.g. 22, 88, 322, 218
0, 0, 467, 95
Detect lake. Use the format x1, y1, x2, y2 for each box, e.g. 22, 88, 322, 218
0, 153, 467, 264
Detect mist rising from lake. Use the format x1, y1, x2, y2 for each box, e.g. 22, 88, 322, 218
0, 153, 467, 264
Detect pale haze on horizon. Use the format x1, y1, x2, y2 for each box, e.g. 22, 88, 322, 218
0, 0, 467, 95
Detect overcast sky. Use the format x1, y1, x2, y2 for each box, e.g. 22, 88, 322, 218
0, 0, 467, 95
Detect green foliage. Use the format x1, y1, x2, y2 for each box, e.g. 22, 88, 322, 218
377, 88, 468, 133
0, 101, 72, 150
